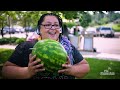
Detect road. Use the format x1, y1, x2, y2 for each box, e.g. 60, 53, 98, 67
93, 33, 120, 54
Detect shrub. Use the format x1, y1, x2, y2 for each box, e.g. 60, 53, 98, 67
15, 38, 26, 44
0, 37, 26, 45
0, 37, 19, 45
9, 37, 18, 43
0, 38, 8, 45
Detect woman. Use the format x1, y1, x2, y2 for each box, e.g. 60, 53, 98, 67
2, 13, 90, 79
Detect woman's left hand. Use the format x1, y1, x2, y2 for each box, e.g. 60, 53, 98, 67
58, 57, 90, 78
58, 63, 73, 75
58, 56, 73, 75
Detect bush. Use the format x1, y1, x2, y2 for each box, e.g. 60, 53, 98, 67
0, 37, 26, 45
0, 48, 14, 64
9, 37, 18, 43
0, 38, 8, 45
0, 37, 19, 45
15, 38, 26, 44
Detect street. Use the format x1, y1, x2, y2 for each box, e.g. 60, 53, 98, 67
93, 33, 120, 54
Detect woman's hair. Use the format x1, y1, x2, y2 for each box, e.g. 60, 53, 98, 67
37, 13, 63, 34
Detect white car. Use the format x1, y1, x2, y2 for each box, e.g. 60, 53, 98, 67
85, 27, 97, 36
97, 26, 115, 37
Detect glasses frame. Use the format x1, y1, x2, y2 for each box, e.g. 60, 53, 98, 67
41, 24, 61, 29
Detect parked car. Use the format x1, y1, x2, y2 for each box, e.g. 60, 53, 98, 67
24, 26, 34, 32
13, 25, 25, 33
0, 28, 7, 35
97, 26, 115, 37
3, 26, 16, 34
85, 27, 97, 36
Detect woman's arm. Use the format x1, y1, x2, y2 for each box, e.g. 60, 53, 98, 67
2, 54, 45, 79
2, 61, 31, 79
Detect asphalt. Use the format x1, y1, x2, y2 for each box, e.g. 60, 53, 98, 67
0, 44, 120, 61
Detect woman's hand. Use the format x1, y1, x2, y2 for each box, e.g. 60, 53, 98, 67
58, 56, 90, 78
58, 63, 73, 75
27, 54, 45, 78
58, 56, 72, 75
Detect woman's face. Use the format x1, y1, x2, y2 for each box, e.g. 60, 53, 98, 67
40, 15, 61, 41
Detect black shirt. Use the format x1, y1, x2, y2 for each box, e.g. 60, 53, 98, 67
8, 40, 83, 79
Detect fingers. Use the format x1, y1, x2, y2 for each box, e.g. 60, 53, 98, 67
30, 59, 41, 66
35, 68, 45, 73
66, 56, 70, 64
29, 54, 42, 66
58, 69, 67, 73
29, 54, 36, 63
33, 64, 44, 69
62, 64, 71, 68
35, 64, 43, 68
58, 64, 72, 74
28, 54, 45, 76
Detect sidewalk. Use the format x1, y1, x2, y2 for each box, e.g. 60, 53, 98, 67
0, 44, 120, 61
0, 44, 17, 49
80, 51, 120, 61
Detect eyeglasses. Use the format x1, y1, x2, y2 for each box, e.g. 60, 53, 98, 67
41, 24, 61, 29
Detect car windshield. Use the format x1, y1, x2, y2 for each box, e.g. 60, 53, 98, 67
101, 27, 111, 30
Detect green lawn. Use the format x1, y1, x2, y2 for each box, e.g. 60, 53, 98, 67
112, 24, 120, 32
83, 58, 120, 79
0, 48, 14, 64
0, 48, 120, 79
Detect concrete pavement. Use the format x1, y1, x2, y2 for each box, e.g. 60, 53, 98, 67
80, 51, 120, 61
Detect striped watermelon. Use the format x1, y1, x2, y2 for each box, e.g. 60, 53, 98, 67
32, 39, 68, 73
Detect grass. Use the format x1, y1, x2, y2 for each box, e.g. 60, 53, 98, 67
112, 24, 120, 32
0, 48, 120, 79
83, 58, 120, 79
0, 48, 14, 64
0, 48, 14, 79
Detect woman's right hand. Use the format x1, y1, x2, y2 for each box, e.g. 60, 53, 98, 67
27, 54, 45, 78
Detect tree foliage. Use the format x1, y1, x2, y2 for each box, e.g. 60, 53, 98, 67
79, 12, 92, 27
1, 11, 120, 29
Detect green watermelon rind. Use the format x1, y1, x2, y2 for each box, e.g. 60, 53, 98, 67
32, 39, 67, 73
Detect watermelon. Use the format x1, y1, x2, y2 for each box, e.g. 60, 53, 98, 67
32, 39, 68, 73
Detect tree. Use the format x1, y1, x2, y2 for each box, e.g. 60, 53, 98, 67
79, 12, 92, 28
0, 12, 7, 38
